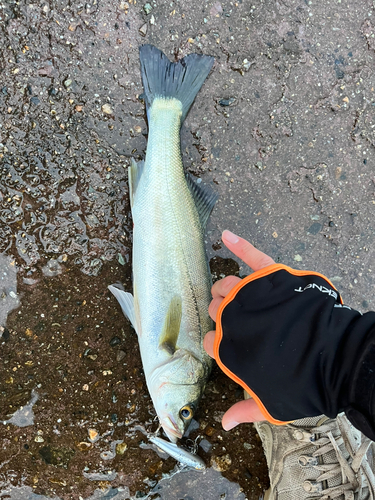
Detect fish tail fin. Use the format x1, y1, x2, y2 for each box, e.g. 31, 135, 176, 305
139, 44, 214, 123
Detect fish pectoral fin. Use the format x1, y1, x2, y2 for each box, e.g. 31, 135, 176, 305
186, 173, 218, 229
128, 158, 145, 210
158, 295, 182, 355
108, 284, 140, 336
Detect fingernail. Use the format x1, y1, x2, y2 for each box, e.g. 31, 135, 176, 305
223, 230, 239, 244
223, 421, 239, 431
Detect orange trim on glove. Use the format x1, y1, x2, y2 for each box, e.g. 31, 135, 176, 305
213, 263, 342, 426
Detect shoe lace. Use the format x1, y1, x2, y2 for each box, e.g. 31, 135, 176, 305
306, 415, 375, 499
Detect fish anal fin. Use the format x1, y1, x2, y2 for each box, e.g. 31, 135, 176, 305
159, 295, 182, 355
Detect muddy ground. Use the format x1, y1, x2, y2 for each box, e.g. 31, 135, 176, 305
1, 0, 375, 498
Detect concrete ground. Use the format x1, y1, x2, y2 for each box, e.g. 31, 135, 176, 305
1, 0, 375, 498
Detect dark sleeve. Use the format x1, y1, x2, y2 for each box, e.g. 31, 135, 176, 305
213, 263, 375, 441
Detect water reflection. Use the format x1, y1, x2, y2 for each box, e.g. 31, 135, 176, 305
0, 254, 20, 326
4, 389, 39, 428
0, 146, 130, 276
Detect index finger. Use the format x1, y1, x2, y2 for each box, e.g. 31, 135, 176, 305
222, 230, 275, 271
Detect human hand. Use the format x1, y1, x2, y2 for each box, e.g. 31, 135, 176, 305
204, 230, 275, 431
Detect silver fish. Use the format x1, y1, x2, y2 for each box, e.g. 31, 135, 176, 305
109, 45, 216, 443
148, 435, 206, 470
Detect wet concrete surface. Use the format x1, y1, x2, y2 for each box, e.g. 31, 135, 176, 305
1, 0, 375, 498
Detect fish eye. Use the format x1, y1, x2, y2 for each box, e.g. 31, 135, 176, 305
180, 405, 194, 420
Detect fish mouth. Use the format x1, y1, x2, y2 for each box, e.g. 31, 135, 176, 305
161, 415, 183, 443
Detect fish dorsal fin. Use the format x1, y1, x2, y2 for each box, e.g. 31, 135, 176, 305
186, 174, 218, 229
108, 283, 140, 336
159, 295, 182, 355
128, 158, 145, 209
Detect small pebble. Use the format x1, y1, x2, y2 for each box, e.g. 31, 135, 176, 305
294, 254, 302, 262
64, 79, 72, 87
150, 14, 155, 24
110, 336, 121, 347
139, 23, 148, 36
88, 429, 99, 443
77, 442, 92, 451
143, 3, 152, 14
35, 436, 44, 443
243, 59, 252, 71
82, 384, 89, 391
219, 97, 236, 107
102, 103, 113, 114
211, 454, 232, 472
205, 426, 215, 436
199, 438, 212, 453
116, 350, 126, 362
116, 442, 128, 454
243, 442, 254, 450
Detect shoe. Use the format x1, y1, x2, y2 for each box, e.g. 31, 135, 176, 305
254, 413, 375, 499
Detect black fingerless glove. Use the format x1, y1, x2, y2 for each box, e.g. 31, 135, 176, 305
213, 264, 375, 440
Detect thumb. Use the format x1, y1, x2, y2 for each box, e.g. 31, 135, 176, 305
203, 330, 215, 358
222, 398, 265, 430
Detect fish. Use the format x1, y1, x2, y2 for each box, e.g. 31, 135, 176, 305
109, 44, 216, 443
148, 435, 206, 470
